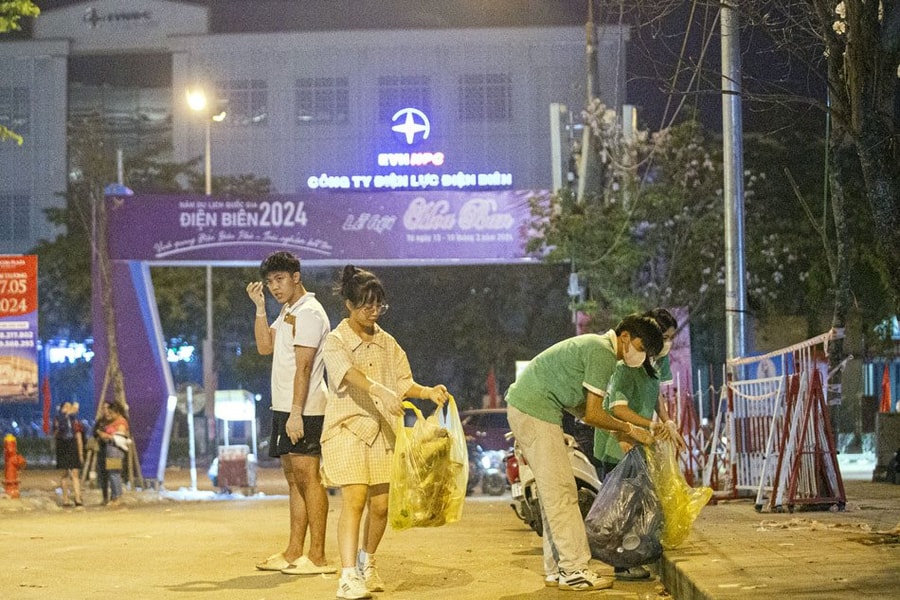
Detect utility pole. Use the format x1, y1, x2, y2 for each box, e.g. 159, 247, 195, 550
583, 0, 598, 103
721, 1, 749, 365
577, 0, 601, 203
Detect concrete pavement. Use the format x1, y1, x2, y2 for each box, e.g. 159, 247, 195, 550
660, 478, 900, 600
2, 458, 898, 599
3, 466, 667, 600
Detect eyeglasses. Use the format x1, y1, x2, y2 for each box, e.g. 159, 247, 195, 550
357, 303, 389, 316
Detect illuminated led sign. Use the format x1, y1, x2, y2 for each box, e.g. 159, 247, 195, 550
391, 108, 430, 144
306, 107, 512, 191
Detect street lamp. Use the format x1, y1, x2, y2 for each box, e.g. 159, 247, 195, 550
187, 87, 217, 460
186, 89, 213, 196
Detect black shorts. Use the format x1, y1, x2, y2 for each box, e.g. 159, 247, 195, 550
268, 411, 324, 458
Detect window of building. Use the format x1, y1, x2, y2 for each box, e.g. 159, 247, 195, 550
458, 74, 512, 122
378, 75, 430, 121
0, 87, 30, 135
0, 195, 30, 242
215, 79, 268, 126
69, 85, 171, 159
295, 77, 349, 124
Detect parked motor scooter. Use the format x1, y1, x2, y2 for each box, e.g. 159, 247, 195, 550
467, 439, 508, 496
466, 439, 482, 495
504, 430, 601, 536
479, 448, 508, 496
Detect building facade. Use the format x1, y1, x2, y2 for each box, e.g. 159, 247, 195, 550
0, 0, 629, 255
0, 39, 69, 253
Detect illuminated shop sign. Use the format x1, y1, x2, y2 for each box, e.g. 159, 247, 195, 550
307, 107, 513, 191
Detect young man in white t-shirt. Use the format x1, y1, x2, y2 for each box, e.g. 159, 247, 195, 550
247, 251, 336, 575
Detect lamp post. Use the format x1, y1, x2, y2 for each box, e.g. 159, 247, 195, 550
187, 88, 217, 456
186, 89, 213, 195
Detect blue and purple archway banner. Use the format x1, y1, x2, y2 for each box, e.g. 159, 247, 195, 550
95, 190, 545, 480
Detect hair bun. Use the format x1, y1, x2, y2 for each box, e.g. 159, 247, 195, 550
341, 265, 357, 285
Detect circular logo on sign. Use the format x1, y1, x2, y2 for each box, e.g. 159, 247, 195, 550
391, 108, 430, 145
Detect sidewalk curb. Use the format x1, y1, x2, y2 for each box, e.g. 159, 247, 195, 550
660, 552, 713, 600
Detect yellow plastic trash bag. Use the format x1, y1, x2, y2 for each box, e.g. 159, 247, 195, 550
389, 395, 468, 530
645, 440, 713, 549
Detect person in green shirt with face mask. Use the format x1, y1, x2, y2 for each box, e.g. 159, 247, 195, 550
593, 308, 686, 581
505, 313, 664, 592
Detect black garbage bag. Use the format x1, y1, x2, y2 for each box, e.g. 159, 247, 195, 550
584, 447, 663, 569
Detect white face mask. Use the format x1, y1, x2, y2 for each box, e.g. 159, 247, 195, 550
659, 340, 673, 357
623, 342, 647, 368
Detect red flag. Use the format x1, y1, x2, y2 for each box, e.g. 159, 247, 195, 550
880, 364, 892, 413
486, 367, 498, 408
42, 375, 52, 434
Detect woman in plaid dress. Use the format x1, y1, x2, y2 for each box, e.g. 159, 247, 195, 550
321, 265, 449, 600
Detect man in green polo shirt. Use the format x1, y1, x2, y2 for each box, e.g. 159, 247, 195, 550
505, 314, 663, 592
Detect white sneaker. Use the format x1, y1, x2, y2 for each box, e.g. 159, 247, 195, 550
558, 568, 614, 591
337, 572, 372, 600
544, 572, 559, 587
357, 550, 385, 592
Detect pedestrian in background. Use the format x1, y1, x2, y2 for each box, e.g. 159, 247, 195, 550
321, 265, 449, 600
247, 251, 335, 576
53, 401, 84, 507
91, 401, 112, 505
505, 314, 664, 592
96, 402, 129, 507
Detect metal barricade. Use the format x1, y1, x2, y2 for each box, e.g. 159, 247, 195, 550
704, 329, 846, 511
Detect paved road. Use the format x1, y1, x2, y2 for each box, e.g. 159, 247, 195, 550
2, 468, 669, 600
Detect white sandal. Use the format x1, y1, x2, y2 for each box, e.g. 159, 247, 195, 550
255, 553, 291, 571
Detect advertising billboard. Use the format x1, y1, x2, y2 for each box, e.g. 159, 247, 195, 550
0, 255, 38, 403
105, 190, 543, 264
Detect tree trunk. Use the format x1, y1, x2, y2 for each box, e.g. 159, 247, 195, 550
93, 184, 129, 417
855, 123, 900, 314
828, 129, 857, 449
828, 133, 854, 352
843, 0, 900, 313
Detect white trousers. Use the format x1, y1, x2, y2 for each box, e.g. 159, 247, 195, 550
508, 404, 591, 574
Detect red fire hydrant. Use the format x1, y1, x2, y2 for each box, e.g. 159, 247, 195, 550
4, 434, 27, 499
